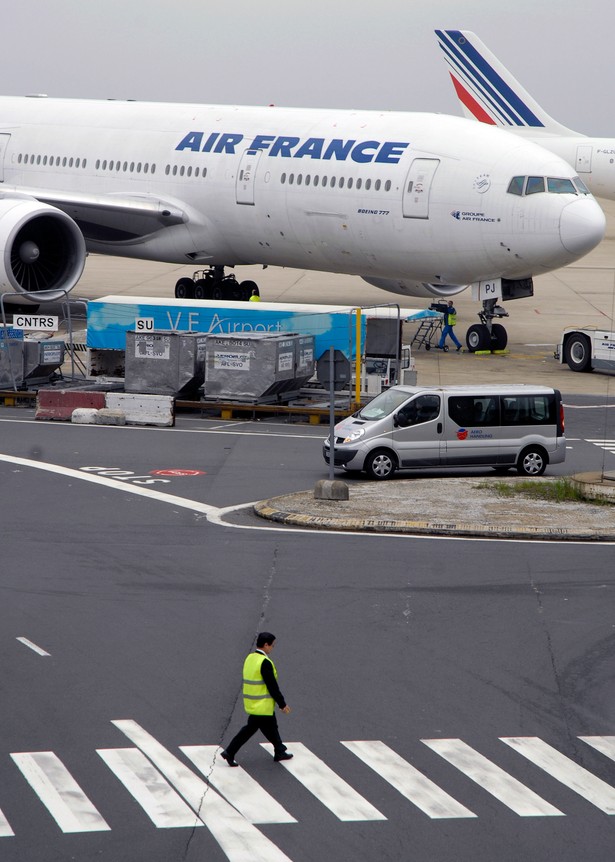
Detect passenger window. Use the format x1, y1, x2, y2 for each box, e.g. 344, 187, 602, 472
526, 176, 545, 195
501, 395, 554, 425
547, 177, 577, 194
507, 176, 525, 196
396, 395, 440, 427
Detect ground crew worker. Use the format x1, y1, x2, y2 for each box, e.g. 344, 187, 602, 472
221, 632, 293, 766
249, 289, 261, 302
438, 299, 463, 351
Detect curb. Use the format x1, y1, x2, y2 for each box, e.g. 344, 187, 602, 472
253, 499, 615, 542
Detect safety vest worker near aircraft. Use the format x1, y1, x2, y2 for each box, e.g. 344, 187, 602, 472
249, 289, 261, 302
438, 299, 463, 351
221, 632, 293, 766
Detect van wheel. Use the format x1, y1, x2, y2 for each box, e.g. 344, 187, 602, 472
517, 446, 547, 477
365, 449, 397, 480
564, 333, 593, 372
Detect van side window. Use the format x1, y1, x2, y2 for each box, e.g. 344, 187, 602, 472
448, 396, 497, 427
398, 395, 440, 426
501, 394, 555, 425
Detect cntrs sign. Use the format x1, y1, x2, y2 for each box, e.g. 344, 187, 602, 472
13, 315, 58, 331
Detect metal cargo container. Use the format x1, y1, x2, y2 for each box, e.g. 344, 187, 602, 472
124, 330, 207, 396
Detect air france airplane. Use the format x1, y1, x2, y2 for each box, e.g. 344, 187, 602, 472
436, 28, 615, 200
0, 93, 605, 349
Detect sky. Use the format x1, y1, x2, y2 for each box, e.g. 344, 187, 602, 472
3, 0, 614, 136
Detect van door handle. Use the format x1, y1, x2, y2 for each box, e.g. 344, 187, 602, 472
437, 422, 442, 434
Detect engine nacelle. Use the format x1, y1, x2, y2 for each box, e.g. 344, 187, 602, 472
362, 276, 468, 299
0, 198, 86, 302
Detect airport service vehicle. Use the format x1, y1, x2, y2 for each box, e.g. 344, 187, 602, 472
0, 92, 605, 354
556, 326, 615, 374
437, 29, 615, 200
323, 384, 565, 479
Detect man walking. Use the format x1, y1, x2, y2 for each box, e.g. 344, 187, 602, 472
221, 632, 293, 766
438, 299, 463, 351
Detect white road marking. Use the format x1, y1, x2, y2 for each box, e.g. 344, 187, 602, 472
501, 737, 615, 814
0, 810, 14, 837
422, 739, 563, 817
342, 740, 476, 819
113, 720, 293, 862
260, 742, 386, 821
97, 748, 202, 829
180, 745, 296, 824
10, 752, 111, 833
579, 735, 615, 762
0, 454, 217, 515
16, 637, 50, 656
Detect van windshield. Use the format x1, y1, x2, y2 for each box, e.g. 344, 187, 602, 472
357, 388, 412, 420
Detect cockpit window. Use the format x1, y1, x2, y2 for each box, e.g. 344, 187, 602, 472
573, 176, 590, 194
526, 176, 545, 195
547, 177, 577, 194
507, 176, 524, 196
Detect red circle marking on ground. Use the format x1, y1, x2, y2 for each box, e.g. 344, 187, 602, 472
150, 469, 206, 477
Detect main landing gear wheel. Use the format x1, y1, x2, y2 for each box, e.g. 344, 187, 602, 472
466, 324, 491, 352
175, 278, 194, 299
564, 333, 593, 372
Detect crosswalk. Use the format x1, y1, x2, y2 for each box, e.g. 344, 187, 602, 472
3, 724, 615, 860
586, 438, 615, 455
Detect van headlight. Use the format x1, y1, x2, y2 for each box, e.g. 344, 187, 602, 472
343, 427, 365, 443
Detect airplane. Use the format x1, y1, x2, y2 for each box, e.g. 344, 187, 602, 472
436, 28, 615, 200
0, 93, 605, 351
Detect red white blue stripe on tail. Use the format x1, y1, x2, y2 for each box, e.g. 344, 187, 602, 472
436, 29, 546, 128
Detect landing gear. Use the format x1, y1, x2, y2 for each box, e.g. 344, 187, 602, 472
465, 299, 509, 353
174, 266, 259, 302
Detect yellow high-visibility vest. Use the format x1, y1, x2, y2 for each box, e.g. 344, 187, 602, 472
242, 652, 277, 715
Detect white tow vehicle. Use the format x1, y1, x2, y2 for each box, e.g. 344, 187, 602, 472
556, 327, 615, 374
323, 384, 565, 480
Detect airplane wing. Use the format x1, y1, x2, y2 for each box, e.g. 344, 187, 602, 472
435, 29, 577, 135
1, 187, 187, 244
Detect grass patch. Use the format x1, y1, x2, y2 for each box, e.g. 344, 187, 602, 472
485, 477, 603, 503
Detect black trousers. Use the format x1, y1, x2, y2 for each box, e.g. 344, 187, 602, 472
225, 714, 287, 758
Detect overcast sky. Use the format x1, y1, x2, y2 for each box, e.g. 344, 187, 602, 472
3, 0, 613, 135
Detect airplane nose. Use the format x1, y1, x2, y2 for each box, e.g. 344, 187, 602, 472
559, 197, 606, 256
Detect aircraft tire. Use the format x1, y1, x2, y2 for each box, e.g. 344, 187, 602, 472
490, 323, 508, 351
175, 278, 194, 299
240, 280, 259, 301
564, 333, 593, 372
466, 323, 490, 352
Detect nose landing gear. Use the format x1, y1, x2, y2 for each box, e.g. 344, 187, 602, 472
465, 298, 509, 352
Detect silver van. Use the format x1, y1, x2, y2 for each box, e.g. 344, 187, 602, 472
323, 384, 565, 480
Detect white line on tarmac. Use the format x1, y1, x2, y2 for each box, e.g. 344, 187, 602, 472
16, 637, 50, 656
2, 453, 614, 547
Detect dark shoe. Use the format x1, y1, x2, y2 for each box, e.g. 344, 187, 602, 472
274, 752, 293, 762
221, 750, 238, 767
456, 346, 463, 352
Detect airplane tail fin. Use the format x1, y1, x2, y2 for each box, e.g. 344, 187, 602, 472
435, 29, 577, 135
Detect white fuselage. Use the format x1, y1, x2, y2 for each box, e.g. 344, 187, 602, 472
0, 96, 606, 299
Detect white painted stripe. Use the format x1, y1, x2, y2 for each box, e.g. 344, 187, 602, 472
501, 737, 615, 814
0, 454, 217, 515
579, 735, 615, 762
97, 748, 202, 829
260, 742, 386, 821
0, 809, 14, 837
342, 740, 476, 819
422, 739, 563, 816
16, 637, 50, 656
113, 720, 292, 862
11, 752, 110, 833
180, 745, 296, 824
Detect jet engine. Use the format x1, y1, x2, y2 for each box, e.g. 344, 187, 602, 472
362, 276, 467, 299
0, 198, 86, 302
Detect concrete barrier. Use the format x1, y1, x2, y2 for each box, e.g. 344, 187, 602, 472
36, 390, 106, 421
71, 408, 99, 425
105, 393, 174, 427
95, 408, 127, 426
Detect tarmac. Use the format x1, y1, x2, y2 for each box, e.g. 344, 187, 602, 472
253, 474, 615, 541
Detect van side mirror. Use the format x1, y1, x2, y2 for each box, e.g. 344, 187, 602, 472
394, 412, 408, 428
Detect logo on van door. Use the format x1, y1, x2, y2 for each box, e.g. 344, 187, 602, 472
457, 428, 468, 440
